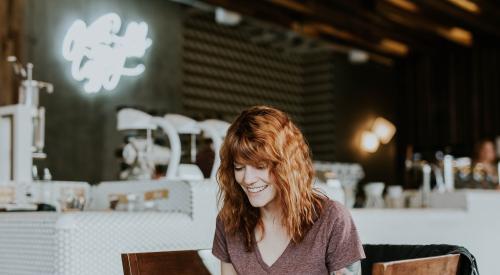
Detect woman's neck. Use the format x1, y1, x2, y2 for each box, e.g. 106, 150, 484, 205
256, 200, 289, 241
259, 199, 282, 224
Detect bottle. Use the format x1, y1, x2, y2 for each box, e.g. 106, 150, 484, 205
421, 164, 431, 207
443, 155, 454, 191
43, 168, 52, 181
32, 165, 39, 180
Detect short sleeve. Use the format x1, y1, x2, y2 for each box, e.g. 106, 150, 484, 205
212, 216, 231, 263
326, 202, 365, 272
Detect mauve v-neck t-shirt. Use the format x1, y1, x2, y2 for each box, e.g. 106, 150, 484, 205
212, 199, 365, 275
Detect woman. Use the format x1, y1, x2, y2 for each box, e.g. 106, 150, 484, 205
212, 106, 365, 275
473, 139, 498, 187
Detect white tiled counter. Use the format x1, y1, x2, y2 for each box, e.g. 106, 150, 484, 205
352, 190, 500, 275
0, 180, 218, 275
1, 183, 498, 275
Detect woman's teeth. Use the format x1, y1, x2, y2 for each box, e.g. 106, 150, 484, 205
247, 185, 268, 193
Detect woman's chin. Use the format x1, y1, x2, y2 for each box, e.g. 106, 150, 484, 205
246, 193, 273, 208
249, 200, 266, 208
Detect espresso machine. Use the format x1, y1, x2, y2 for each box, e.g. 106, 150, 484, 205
116, 108, 204, 180
0, 57, 53, 182
198, 119, 230, 180
117, 108, 171, 180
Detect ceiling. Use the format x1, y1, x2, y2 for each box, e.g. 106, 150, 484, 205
190, 0, 500, 64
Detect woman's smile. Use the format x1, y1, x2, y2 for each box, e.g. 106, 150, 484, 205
246, 184, 269, 193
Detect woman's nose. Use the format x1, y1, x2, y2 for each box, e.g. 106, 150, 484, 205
243, 166, 259, 185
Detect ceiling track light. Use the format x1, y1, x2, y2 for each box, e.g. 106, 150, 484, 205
447, 0, 480, 14
386, 0, 419, 13
436, 26, 473, 46
379, 38, 409, 56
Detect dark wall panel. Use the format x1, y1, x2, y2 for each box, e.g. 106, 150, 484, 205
182, 13, 304, 123
182, 13, 337, 160
333, 54, 397, 186
302, 53, 336, 161
24, 0, 185, 183
398, 47, 500, 155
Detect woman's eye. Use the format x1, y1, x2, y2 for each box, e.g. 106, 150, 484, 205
257, 164, 267, 170
234, 166, 244, 171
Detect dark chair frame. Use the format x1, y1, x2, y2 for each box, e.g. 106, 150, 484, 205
121, 250, 212, 275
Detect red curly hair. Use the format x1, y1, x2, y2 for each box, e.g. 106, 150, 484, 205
216, 106, 325, 251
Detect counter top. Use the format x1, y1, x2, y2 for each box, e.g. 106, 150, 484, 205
352, 189, 500, 275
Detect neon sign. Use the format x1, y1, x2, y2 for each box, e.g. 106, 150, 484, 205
62, 13, 152, 93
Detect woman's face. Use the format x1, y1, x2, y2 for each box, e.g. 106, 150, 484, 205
234, 162, 278, 208
479, 141, 496, 163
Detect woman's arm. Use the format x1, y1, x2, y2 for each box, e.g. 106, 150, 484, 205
221, 261, 237, 275
332, 261, 361, 275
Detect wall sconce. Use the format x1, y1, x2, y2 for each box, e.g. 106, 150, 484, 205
360, 117, 396, 153
372, 117, 396, 144
361, 131, 380, 153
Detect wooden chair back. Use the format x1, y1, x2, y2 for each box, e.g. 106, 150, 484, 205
372, 254, 460, 275
121, 250, 212, 275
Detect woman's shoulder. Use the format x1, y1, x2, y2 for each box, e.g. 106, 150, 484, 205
320, 198, 352, 223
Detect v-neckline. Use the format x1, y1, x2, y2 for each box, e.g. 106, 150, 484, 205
253, 233, 293, 271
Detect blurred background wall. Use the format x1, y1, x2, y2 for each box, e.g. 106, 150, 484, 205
3, 0, 498, 188
23, 0, 185, 183
16, 0, 397, 185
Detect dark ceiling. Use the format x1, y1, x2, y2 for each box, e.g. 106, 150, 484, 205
195, 0, 500, 63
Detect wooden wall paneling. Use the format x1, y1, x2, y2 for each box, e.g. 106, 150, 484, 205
0, 0, 24, 106
0, 0, 8, 105
397, 45, 500, 166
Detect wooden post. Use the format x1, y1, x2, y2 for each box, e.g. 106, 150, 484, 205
0, 0, 25, 106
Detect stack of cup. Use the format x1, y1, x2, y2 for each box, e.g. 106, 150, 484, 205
385, 185, 404, 208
